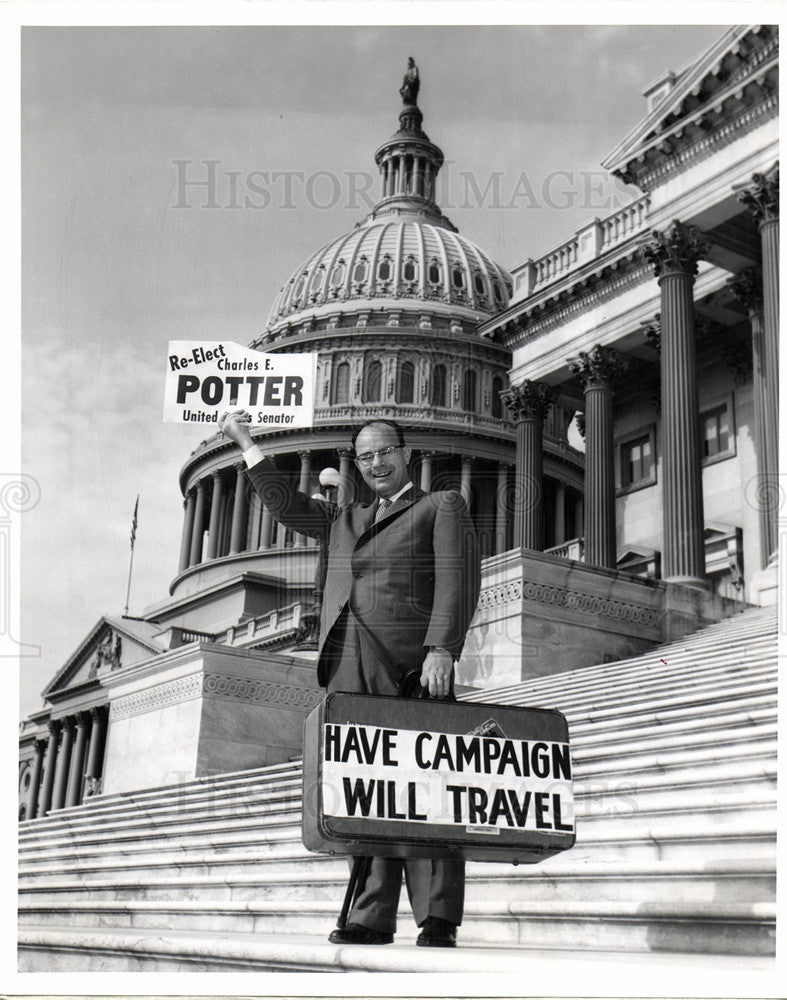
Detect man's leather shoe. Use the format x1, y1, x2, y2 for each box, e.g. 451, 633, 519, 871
328, 923, 394, 945
416, 916, 457, 947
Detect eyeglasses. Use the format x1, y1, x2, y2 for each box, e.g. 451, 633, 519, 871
354, 445, 402, 467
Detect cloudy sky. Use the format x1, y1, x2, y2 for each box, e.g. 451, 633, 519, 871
17, 20, 729, 717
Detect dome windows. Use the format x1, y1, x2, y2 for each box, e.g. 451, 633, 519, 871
491, 375, 504, 418
452, 266, 465, 290
331, 261, 346, 287
378, 256, 392, 282
333, 361, 350, 404
403, 257, 418, 283
396, 359, 415, 404
428, 260, 442, 286
310, 267, 325, 295
473, 272, 486, 296
363, 359, 382, 403
353, 258, 368, 285
462, 369, 477, 413
493, 280, 503, 304
431, 364, 447, 408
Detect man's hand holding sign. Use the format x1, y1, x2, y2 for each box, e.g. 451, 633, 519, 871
218, 406, 482, 948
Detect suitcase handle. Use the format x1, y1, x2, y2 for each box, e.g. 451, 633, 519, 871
397, 668, 456, 701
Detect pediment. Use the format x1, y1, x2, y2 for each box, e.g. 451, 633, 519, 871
603, 25, 778, 184
43, 616, 164, 699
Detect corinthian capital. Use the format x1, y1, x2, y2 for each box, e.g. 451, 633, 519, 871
639, 220, 710, 278
500, 380, 555, 422
735, 166, 779, 225
568, 345, 629, 392
727, 268, 763, 316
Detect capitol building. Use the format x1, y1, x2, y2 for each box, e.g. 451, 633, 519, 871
18, 24, 779, 974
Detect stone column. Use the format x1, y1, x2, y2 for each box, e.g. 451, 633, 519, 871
569, 346, 629, 569
27, 739, 46, 820
295, 450, 312, 547
736, 169, 779, 562
229, 463, 249, 554
495, 463, 509, 554
189, 479, 207, 566
206, 471, 224, 560
65, 712, 89, 808
178, 490, 196, 572
419, 451, 434, 493
51, 719, 74, 811
501, 381, 555, 550
641, 221, 709, 586
728, 268, 772, 566
248, 494, 262, 550
574, 497, 584, 541
460, 456, 473, 510
337, 448, 354, 506
37, 721, 59, 816
259, 504, 273, 549
554, 481, 566, 547
84, 707, 107, 787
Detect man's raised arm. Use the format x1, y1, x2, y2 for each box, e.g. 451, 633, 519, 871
219, 409, 332, 541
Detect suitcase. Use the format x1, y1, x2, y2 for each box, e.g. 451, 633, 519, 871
302, 692, 575, 864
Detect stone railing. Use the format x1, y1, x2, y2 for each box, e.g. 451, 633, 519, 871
215, 602, 306, 648
512, 195, 651, 299
544, 537, 585, 561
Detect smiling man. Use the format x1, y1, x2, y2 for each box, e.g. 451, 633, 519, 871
219, 410, 481, 947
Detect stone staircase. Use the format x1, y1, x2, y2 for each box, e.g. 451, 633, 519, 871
18, 605, 777, 972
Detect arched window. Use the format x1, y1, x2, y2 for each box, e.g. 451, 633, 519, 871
493, 280, 503, 304
452, 266, 465, 289
491, 375, 503, 418
428, 261, 442, 285
397, 360, 415, 404
333, 362, 350, 404
474, 272, 486, 296
331, 261, 346, 287
364, 359, 382, 403
431, 364, 447, 407
378, 258, 391, 282
462, 369, 477, 413
353, 258, 368, 284
403, 258, 417, 282
294, 273, 306, 298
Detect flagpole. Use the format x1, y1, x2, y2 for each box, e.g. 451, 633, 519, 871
124, 495, 139, 616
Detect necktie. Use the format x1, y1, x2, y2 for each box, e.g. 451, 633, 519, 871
375, 498, 392, 523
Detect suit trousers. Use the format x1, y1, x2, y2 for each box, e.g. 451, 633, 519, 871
325, 607, 465, 932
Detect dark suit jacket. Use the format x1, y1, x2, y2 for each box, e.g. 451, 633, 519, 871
247, 457, 481, 689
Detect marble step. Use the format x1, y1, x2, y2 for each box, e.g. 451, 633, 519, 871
18, 858, 775, 923
17, 892, 776, 972
19, 803, 776, 888
489, 653, 776, 709
17, 772, 776, 874
18, 879, 777, 940
18, 758, 775, 866
19, 834, 777, 906
476, 632, 776, 702
21, 707, 776, 835
19, 748, 776, 863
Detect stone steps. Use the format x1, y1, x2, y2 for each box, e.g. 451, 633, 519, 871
18, 604, 777, 969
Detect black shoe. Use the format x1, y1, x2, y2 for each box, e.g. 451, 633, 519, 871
328, 923, 394, 945
416, 916, 457, 948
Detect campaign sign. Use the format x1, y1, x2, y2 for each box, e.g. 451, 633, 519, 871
163, 341, 317, 426
303, 693, 575, 863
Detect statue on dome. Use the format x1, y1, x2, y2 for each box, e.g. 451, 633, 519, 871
400, 57, 420, 105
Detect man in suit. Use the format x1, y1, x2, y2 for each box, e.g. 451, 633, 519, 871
219, 410, 481, 947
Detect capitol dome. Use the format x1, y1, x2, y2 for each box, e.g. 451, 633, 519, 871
262, 86, 511, 338
265, 216, 512, 332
